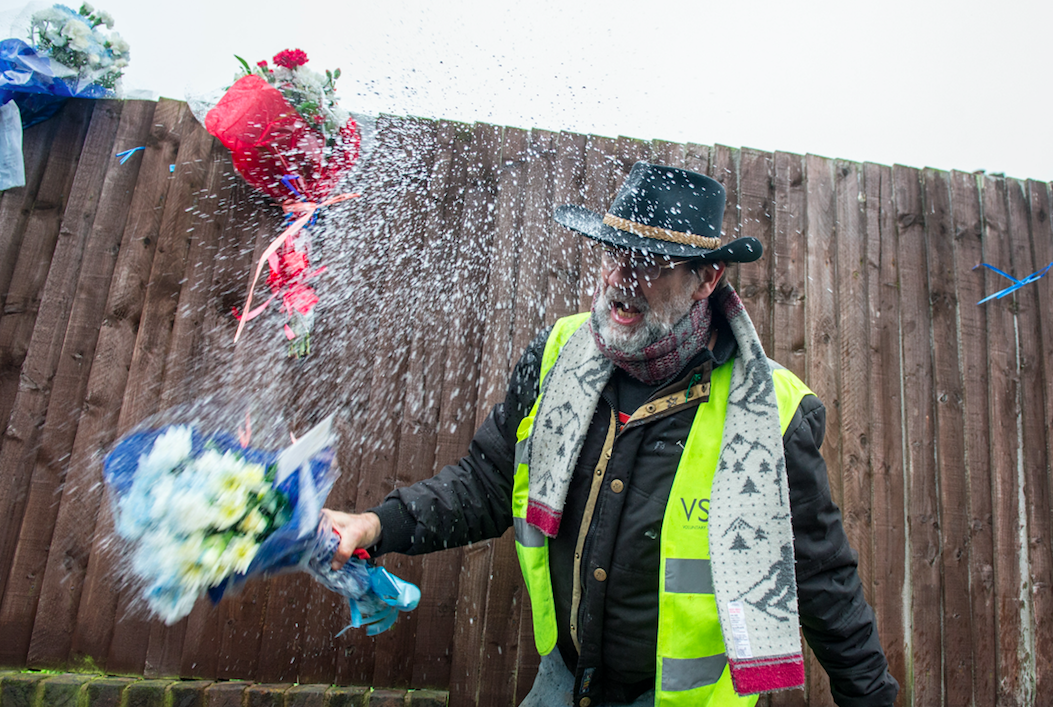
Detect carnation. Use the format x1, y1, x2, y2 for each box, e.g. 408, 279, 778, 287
273, 48, 308, 68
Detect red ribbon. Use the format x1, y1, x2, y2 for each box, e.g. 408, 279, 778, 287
233, 193, 360, 343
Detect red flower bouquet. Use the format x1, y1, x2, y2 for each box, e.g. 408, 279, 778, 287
204, 49, 361, 357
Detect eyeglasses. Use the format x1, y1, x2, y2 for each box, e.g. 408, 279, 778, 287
594, 243, 693, 281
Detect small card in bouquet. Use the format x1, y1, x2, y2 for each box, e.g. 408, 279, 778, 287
104, 405, 419, 634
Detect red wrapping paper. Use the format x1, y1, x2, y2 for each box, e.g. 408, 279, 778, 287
205, 74, 359, 202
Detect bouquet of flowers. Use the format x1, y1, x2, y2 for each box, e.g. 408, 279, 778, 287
205, 48, 361, 358
1, 3, 129, 122
104, 409, 419, 633
0, 3, 129, 190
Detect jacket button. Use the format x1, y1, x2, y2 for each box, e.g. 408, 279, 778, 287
604, 448, 612, 459
610, 479, 624, 493
594, 568, 607, 582
645, 403, 656, 413
580, 699, 591, 707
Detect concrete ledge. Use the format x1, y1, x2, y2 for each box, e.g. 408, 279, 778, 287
0, 674, 447, 707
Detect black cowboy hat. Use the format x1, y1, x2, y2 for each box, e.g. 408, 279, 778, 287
553, 161, 762, 263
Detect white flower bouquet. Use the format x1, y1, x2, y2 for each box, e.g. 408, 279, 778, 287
0, 3, 130, 190
1, 4, 129, 116
104, 409, 419, 633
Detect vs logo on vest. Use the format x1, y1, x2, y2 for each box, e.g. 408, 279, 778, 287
680, 497, 710, 528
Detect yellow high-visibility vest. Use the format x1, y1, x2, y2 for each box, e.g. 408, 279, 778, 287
512, 313, 813, 706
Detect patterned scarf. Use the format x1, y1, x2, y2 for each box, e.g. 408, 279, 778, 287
525, 284, 804, 696
590, 293, 713, 385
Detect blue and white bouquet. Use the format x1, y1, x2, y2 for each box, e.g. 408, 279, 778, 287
1, 3, 130, 190
104, 408, 419, 634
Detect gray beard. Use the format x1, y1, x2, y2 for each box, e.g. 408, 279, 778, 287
590, 281, 697, 356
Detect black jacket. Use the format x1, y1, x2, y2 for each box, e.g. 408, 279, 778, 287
372, 315, 899, 706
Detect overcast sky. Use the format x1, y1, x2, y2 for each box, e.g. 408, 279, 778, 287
5, 0, 1052, 181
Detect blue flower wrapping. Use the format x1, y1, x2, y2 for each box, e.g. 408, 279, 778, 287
104, 414, 419, 633
0, 39, 111, 127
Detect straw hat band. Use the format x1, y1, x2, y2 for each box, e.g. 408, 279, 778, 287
602, 213, 722, 250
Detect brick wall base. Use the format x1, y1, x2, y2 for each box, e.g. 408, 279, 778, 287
0, 673, 447, 707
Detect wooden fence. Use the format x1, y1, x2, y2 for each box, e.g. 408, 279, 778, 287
1, 98, 1051, 707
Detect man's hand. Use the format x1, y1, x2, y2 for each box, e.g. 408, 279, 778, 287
321, 509, 382, 570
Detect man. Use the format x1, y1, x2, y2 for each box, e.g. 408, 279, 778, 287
324, 163, 899, 706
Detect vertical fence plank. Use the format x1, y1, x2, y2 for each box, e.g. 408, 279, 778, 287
923, 168, 974, 705
0, 116, 63, 309
712, 146, 740, 274
543, 131, 587, 326
575, 135, 616, 313
896, 164, 942, 706
737, 148, 774, 352
835, 160, 873, 604
981, 174, 1025, 706
1025, 179, 1053, 699
769, 149, 808, 707
772, 152, 807, 380
25, 100, 189, 669
0, 100, 121, 632
949, 169, 997, 705
863, 162, 908, 696
803, 154, 837, 706
474, 127, 523, 429
1006, 177, 1045, 704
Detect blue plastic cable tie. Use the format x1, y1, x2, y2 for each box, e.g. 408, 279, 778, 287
973, 261, 1053, 304
115, 146, 145, 164
281, 174, 303, 199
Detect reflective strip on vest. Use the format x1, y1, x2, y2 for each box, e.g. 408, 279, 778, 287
665, 558, 713, 595
661, 654, 728, 691
514, 517, 545, 548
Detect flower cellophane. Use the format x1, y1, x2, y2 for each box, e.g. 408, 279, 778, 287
104, 402, 419, 633
203, 50, 361, 357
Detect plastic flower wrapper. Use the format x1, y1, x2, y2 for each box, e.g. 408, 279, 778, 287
199, 48, 361, 358
103, 400, 420, 633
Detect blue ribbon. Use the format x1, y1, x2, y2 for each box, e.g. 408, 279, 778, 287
973, 261, 1053, 304
116, 146, 144, 164
280, 174, 303, 199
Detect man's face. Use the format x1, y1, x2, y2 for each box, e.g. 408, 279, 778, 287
592, 247, 717, 354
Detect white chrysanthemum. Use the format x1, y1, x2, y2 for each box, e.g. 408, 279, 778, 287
197, 535, 235, 584
221, 534, 260, 575
238, 508, 268, 536
32, 8, 68, 25
168, 488, 213, 533
98, 10, 114, 28
81, 2, 95, 14
62, 20, 92, 52
109, 32, 129, 55
138, 425, 193, 478
113, 58, 128, 68
211, 488, 249, 531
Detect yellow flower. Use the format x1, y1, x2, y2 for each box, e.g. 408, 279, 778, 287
239, 509, 268, 536
221, 534, 260, 575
